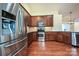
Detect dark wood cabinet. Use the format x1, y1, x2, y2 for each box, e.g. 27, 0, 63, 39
45, 32, 49, 41
56, 32, 71, 44
31, 32, 38, 41
45, 32, 71, 45
62, 32, 71, 44
45, 32, 57, 41
44, 15, 53, 26
26, 15, 31, 26
27, 32, 38, 47
30, 15, 53, 27
30, 16, 38, 27
27, 32, 71, 47
56, 32, 63, 42
32, 32, 38, 41
27, 33, 33, 47
30, 16, 45, 27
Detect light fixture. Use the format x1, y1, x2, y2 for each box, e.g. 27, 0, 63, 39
69, 11, 72, 22
69, 11, 74, 24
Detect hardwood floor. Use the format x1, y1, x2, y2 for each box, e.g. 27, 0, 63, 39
16, 41, 79, 56
27, 41, 79, 56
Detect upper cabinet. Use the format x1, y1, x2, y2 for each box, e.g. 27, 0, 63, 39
30, 15, 53, 27
30, 16, 38, 27
44, 15, 53, 26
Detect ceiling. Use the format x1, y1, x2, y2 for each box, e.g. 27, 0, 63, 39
22, 3, 79, 16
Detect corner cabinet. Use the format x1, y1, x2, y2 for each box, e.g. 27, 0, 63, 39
30, 15, 53, 27
56, 32, 71, 44
62, 32, 71, 44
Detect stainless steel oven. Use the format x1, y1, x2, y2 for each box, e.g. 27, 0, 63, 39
38, 32, 45, 41
37, 20, 45, 42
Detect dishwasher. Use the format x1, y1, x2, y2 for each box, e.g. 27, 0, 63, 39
71, 32, 79, 46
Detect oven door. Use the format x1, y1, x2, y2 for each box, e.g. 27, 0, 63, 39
38, 32, 45, 42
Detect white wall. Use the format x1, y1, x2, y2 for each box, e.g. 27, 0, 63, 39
31, 11, 58, 16
21, 4, 59, 16
74, 22, 79, 32
52, 14, 62, 31
21, 3, 31, 15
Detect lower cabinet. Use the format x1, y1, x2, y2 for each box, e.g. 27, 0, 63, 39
57, 32, 63, 42
27, 32, 71, 47
62, 32, 71, 44
45, 32, 57, 41
32, 32, 38, 41
27, 32, 38, 47
27, 33, 33, 47
45, 32, 71, 45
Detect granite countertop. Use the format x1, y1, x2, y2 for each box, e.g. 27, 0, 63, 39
27, 31, 79, 33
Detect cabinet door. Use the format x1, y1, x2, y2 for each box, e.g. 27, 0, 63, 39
44, 16, 47, 26
45, 33, 49, 41
27, 33, 32, 47
30, 15, 53, 27
62, 32, 71, 44
46, 15, 53, 26
33, 32, 38, 41
30, 16, 38, 27
65, 33, 71, 44
51, 32, 57, 41
49, 35, 55, 41
45, 32, 57, 41
57, 33, 63, 42
30, 16, 44, 27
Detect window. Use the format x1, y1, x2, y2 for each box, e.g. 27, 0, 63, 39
62, 23, 70, 31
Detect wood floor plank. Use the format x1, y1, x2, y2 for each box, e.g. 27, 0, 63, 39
16, 41, 79, 56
